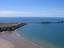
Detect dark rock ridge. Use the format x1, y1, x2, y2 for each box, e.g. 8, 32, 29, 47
0, 21, 64, 32
0, 23, 27, 32
40, 21, 64, 24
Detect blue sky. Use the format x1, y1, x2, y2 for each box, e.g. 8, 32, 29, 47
0, 0, 64, 17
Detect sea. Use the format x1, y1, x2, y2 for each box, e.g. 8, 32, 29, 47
0, 17, 64, 48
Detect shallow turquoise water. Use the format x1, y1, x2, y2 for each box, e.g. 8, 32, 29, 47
19, 23, 64, 48
0, 17, 64, 48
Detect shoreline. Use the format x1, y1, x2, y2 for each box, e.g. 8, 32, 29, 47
0, 30, 43, 48
15, 31, 43, 48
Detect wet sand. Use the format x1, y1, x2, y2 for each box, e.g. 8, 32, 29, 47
0, 30, 42, 48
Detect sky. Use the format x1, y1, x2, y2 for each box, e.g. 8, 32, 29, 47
0, 0, 64, 17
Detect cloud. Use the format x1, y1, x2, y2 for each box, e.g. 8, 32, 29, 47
0, 9, 64, 17
0, 11, 32, 17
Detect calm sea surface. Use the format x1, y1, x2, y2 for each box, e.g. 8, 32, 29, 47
0, 17, 64, 48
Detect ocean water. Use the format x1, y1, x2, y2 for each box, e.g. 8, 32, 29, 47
0, 17, 64, 48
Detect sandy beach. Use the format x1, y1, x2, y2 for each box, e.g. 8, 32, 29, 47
0, 30, 42, 48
